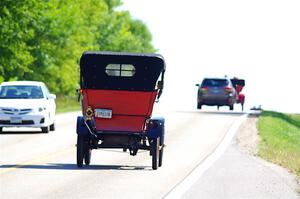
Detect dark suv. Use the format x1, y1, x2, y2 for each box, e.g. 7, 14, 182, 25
196, 78, 237, 110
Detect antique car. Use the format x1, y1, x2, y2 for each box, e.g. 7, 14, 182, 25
76, 51, 166, 170
196, 77, 245, 111
231, 78, 245, 111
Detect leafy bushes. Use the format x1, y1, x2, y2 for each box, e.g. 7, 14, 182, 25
0, 0, 155, 95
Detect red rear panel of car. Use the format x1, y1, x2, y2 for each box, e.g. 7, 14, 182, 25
82, 89, 157, 132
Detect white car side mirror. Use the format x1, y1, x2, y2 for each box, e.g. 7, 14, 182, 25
48, 94, 56, 100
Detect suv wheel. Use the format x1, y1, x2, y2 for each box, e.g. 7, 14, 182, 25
197, 103, 202, 109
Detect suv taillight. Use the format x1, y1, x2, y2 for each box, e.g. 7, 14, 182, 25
200, 86, 209, 92
224, 86, 233, 92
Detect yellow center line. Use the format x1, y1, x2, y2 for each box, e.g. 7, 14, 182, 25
0, 145, 75, 175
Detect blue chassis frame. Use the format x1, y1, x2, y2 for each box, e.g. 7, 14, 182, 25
76, 116, 165, 155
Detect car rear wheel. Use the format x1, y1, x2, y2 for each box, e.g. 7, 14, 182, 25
0, 127, 2, 133
84, 142, 91, 165
151, 137, 159, 170
77, 135, 84, 168
158, 147, 163, 167
41, 126, 49, 133
197, 103, 202, 109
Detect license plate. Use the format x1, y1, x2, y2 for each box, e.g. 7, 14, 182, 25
10, 117, 22, 123
95, 109, 112, 119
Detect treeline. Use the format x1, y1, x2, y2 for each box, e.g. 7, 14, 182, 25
0, 0, 155, 95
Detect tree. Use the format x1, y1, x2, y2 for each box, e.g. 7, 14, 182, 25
0, 0, 155, 95
0, 0, 44, 81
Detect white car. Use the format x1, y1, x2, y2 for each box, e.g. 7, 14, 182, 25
0, 81, 56, 133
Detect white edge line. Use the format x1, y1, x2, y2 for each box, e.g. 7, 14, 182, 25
164, 113, 249, 199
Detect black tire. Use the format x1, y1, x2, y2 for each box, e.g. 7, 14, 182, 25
77, 135, 84, 168
229, 105, 234, 111
197, 103, 202, 109
158, 147, 163, 167
151, 138, 159, 170
50, 123, 55, 131
41, 126, 49, 133
0, 127, 2, 133
84, 143, 91, 165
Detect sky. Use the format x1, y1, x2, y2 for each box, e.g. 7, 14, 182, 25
121, 0, 300, 113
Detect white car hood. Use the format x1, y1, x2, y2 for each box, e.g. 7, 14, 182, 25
0, 99, 48, 109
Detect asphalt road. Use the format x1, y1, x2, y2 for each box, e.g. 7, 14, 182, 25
182, 143, 300, 199
0, 108, 242, 198
0, 109, 298, 198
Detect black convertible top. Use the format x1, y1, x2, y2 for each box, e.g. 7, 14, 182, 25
230, 79, 245, 87
80, 51, 165, 91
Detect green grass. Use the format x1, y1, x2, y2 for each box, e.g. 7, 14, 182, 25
56, 95, 81, 113
257, 111, 300, 182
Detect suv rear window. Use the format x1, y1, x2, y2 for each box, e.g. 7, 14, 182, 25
201, 79, 229, 87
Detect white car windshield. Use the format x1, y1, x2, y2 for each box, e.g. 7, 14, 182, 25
0, 85, 44, 99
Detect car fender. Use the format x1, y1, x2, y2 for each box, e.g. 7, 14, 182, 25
76, 116, 90, 135
238, 93, 245, 104
147, 117, 165, 145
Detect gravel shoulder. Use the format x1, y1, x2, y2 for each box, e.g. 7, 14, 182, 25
236, 113, 300, 195
183, 113, 300, 198
236, 115, 260, 155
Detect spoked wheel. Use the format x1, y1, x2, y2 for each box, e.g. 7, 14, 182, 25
151, 137, 159, 170
84, 142, 91, 165
76, 135, 84, 168
77, 135, 91, 167
158, 147, 163, 167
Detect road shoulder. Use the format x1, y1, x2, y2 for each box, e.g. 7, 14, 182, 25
182, 114, 300, 199
236, 114, 299, 193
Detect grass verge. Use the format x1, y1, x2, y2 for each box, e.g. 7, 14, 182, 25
257, 111, 300, 182
56, 95, 80, 113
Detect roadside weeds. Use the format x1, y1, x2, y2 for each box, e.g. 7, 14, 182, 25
236, 114, 300, 194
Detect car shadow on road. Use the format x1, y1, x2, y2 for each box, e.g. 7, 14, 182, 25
0, 163, 152, 171
0, 131, 43, 135
199, 111, 245, 115
177, 110, 246, 116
